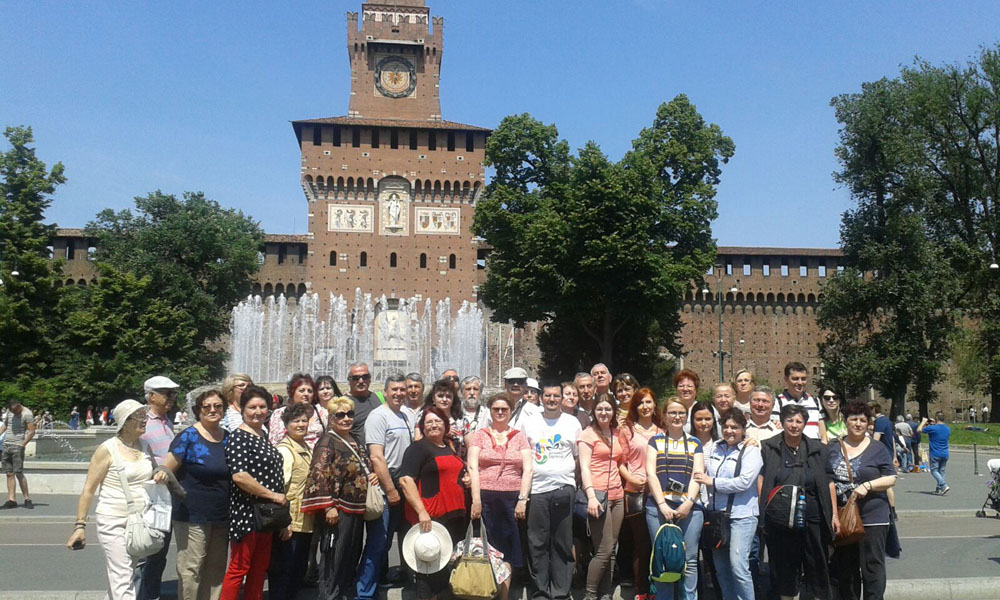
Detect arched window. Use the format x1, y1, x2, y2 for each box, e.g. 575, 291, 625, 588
329, 251, 337, 266
420, 253, 427, 268
360, 251, 368, 267
390, 252, 397, 268
449, 254, 456, 269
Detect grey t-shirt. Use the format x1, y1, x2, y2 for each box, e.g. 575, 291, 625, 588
2, 408, 34, 448
365, 404, 412, 472
348, 392, 384, 445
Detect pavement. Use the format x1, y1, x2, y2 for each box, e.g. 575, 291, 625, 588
1, 447, 1000, 599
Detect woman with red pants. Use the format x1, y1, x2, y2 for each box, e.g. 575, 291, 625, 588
221, 386, 286, 600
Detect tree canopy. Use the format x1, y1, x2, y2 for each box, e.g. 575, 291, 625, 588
820, 47, 1000, 418
473, 96, 734, 377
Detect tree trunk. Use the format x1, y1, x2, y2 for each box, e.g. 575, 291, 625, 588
991, 372, 1000, 424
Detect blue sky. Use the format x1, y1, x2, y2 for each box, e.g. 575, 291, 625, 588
3, 1, 999, 247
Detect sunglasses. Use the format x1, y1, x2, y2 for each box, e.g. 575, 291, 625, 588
333, 410, 356, 420
201, 404, 224, 413
506, 378, 526, 385
491, 406, 510, 413
823, 394, 838, 401
445, 376, 459, 382
349, 374, 371, 382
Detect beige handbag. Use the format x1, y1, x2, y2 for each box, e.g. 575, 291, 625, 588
450, 520, 497, 600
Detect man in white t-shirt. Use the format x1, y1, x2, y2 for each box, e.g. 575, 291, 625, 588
519, 383, 581, 600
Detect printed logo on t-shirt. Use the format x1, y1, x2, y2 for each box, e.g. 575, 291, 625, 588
533, 433, 573, 465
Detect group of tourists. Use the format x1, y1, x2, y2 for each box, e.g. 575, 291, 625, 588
59, 360, 916, 600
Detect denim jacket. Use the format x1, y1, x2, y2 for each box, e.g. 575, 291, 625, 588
704, 441, 763, 519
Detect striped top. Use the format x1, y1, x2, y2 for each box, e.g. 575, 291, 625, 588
648, 433, 702, 505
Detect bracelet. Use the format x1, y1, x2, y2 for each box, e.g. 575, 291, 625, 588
585, 485, 594, 491
74, 519, 87, 525
73, 524, 86, 530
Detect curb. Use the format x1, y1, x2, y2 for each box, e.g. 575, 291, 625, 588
5, 579, 1000, 600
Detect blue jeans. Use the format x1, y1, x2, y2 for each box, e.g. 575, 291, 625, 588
712, 516, 756, 600
929, 456, 948, 490
355, 499, 403, 600
645, 500, 703, 600
897, 446, 911, 472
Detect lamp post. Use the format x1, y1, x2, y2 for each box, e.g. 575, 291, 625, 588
704, 273, 738, 383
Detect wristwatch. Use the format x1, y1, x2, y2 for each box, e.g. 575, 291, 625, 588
517, 494, 527, 502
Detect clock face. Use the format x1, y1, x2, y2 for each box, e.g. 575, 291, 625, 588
375, 56, 416, 98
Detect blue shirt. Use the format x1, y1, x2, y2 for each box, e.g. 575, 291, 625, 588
169, 426, 231, 523
873, 416, 895, 457
704, 441, 763, 519
923, 424, 950, 459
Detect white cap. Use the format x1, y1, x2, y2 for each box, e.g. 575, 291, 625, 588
144, 376, 179, 393
526, 377, 540, 391
503, 367, 528, 380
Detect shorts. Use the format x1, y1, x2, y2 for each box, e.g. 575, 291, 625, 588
1, 446, 25, 474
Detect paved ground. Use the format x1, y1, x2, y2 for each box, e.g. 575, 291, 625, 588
1, 448, 999, 597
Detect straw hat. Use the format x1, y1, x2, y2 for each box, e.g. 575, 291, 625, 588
402, 522, 453, 574
112, 399, 145, 432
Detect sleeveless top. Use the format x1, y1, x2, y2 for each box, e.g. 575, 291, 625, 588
278, 437, 315, 533
96, 438, 153, 518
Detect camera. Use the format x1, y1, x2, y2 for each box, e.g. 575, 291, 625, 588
666, 478, 686, 494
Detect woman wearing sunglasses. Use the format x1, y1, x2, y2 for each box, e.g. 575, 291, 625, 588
818, 389, 846, 444
468, 393, 532, 578
303, 396, 379, 600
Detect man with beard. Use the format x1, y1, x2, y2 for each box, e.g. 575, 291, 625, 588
458, 376, 488, 435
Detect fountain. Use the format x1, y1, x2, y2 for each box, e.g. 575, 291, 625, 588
229, 289, 485, 385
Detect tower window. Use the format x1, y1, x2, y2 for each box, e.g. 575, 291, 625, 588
466, 133, 475, 152
390, 130, 399, 149
333, 126, 341, 146
66, 244, 75, 260
449, 253, 456, 269
360, 251, 368, 267
371, 128, 379, 148
420, 253, 427, 268
312, 126, 321, 146
299, 245, 307, 264
428, 132, 436, 151
352, 127, 360, 148
447, 132, 455, 151
390, 252, 397, 268
410, 131, 418, 150
278, 244, 287, 265
329, 251, 337, 266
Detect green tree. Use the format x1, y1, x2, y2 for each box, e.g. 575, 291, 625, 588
84, 191, 264, 385
473, 97, 733, 376
0, 126, 65, 382
821, 78, 957, 418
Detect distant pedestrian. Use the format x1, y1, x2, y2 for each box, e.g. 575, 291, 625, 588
983, 404, 990, 423
894, 416, 914, 472
918, 413, 951, 495
68, 406, 80, 430
969, 405, 977, 424
905, 413, 922, 471
42, 410, 54, 430
1, 398, 36, 509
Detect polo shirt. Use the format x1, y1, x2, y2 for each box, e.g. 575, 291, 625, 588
141, 410, 175, 465
772, 391, 822, 439
745, 418, 782, 443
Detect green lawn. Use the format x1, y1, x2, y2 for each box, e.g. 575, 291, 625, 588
945, 423, 1000, 447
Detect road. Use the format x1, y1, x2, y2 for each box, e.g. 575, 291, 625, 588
1, 448, 998, 595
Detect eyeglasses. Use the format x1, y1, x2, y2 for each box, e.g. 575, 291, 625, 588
445, 376, 459, 382
156, 389, 178, 398
666, 411, 687, 418
333, 411, 356, 420
491, 407, 510, 413
202, 404, 224, 413
349, 374, 371, 382
823, 394, 838, 401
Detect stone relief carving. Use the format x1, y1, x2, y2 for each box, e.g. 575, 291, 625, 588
379, 178, 410, 236
414, 207, 460, 235
328, 204, 374, 233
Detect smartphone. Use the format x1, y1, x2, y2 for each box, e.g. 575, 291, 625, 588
71, 539, 85, 550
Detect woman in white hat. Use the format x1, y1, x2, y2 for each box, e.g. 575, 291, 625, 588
66, 399, 156, 600
400, 406, 469, 600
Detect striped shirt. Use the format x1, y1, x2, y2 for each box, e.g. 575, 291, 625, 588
771, 391, 822, 439
140, 410, 175, 465
648, 433, 702, 505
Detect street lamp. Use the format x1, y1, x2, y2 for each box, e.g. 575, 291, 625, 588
703, 271, 738, 382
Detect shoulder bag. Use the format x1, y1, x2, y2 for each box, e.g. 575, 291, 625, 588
834, 439, 866, 546
108, 442, 166, 558
622, 429, 645, 516
450, 519, 498, 600
702, 443, 746, 549
331, 431, 386, 520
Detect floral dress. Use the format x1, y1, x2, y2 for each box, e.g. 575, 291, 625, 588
302, 431, 372, 515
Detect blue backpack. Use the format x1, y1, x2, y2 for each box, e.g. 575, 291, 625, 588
649, 522, 685, 592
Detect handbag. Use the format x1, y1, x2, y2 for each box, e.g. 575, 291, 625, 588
332, 431, 386, 520
109, 443, 166, 559
702, 443, 747, 549
625, 491, 645, 517
834, 440, 866, 546
450, 520, 498, 600
253, 499, 292, 532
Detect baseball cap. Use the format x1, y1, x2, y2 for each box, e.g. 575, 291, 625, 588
144, 376, 179, 393
526, 378, 540, 391
503, 367, 528, 380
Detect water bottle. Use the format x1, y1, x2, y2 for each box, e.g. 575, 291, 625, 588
794, 490, 806, 530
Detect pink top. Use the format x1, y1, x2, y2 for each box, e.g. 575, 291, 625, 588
470, 428, 529, 492
268, 405, 329, 449
579, 427, 625, 500
620, 424, 662, 493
